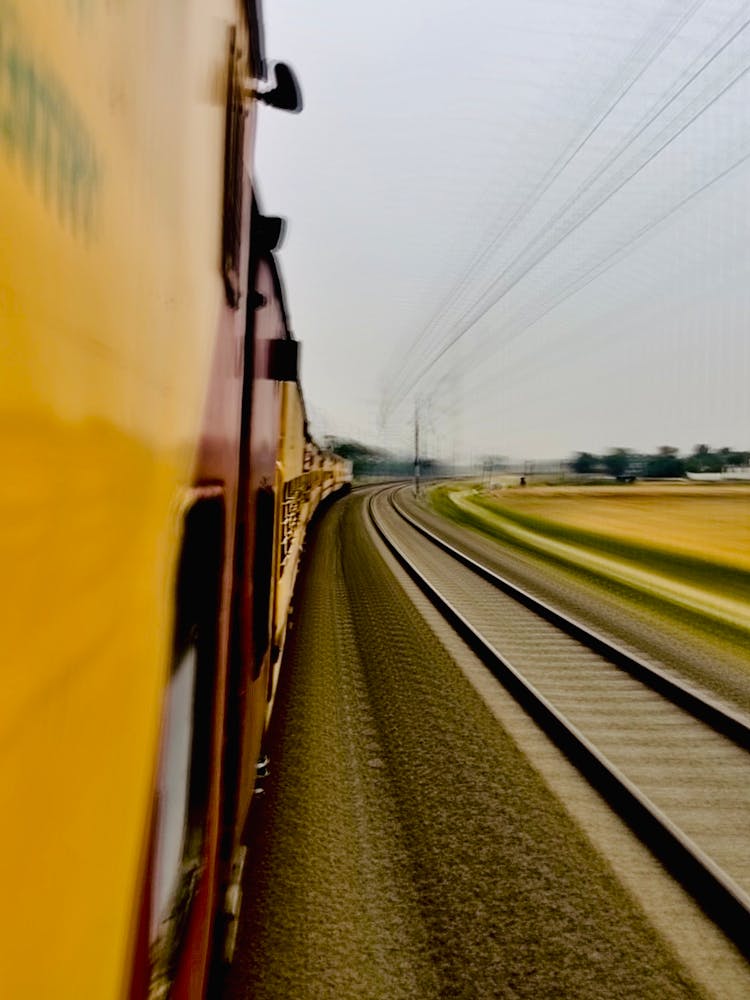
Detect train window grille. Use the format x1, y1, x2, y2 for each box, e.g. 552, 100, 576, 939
280, 475, 310, 569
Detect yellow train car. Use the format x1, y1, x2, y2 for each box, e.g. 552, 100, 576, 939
270, 368, 352, 713
1, 2, 348, 996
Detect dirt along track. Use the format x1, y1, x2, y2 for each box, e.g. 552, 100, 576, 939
223, 488, 746, 1000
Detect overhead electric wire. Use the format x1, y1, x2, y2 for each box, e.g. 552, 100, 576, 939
482, 4, 750, 321
387, 4, 750, 420
382, 0, 710, 413
385, 0, 707, 392
390, 51, 750, 410
421, 144, 750, 427
454, 147, 750, 412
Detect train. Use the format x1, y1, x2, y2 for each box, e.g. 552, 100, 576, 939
1, 3, 351, 997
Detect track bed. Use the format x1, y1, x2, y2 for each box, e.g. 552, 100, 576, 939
223, 490, 736, 999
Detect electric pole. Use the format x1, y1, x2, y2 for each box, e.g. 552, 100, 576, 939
414, 400, 420, 497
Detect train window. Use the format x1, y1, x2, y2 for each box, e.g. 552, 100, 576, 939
150, 642, 197, 943
267, 338, 299, 382
252, 484, 275, 678
149, 493, 224, 992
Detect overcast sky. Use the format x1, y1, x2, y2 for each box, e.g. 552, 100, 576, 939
256, 0, 750, 463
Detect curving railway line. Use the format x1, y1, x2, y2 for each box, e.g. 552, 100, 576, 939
369, 483, 750, 960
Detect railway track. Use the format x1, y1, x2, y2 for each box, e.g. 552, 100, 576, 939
368, 484, 750, 959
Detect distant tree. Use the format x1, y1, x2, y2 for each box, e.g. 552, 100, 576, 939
717, 447, 750, 466
602, 448, 632, 479
685, 443, 723, 473
565, 442, 749, 478
644, 445, 685, 479
328, 438, 389, 476
570, 451, 598, 474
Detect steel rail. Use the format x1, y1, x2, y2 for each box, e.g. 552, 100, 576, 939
367, 485, 750, 960
389, 487, 750, 752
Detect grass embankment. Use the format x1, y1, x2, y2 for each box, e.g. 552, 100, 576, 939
429, 483, 750, 645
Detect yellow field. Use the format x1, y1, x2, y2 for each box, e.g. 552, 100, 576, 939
485, 484, 750, 571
